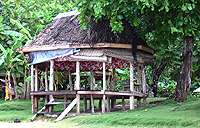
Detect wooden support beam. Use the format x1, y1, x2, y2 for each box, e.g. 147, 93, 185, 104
31, 65, 35, 113
49, 60, 54, 91
75, 61, 80, 114
91, 95, 95, 113
122, 96, 125, 110
56, 98, 78, 121
49, 60, 54, 109
90, 72, 95, 113
106, 97, 110, 112
31, 65, 34, 91
45, 67, 48, 91
111, 98, 116, 109
20, 44, 154, 54
142, 65, 147, 94
129, 62, 135, 110
64, 95, 67, 109
102, 62, 106, 113
68, 71, 73, 90
34, 66, 38, 91
141, 65, 147, 104
84, 97, 87, 112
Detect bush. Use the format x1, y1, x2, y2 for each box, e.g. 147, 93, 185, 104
158, 80, 176, 97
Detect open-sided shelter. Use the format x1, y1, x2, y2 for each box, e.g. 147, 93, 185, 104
20, 11, 154, 121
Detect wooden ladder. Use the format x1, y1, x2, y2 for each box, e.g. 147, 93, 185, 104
56, 98, 77, 121
31, 98, 76, 121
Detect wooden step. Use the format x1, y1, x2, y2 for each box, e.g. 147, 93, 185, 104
45, 102, 70, 106
44, 112, 61, 118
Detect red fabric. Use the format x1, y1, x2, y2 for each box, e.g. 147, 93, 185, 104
54, 57, 129, 72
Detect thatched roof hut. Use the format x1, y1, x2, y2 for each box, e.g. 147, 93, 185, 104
20, 11, 154, 71
21, 11, 154, 116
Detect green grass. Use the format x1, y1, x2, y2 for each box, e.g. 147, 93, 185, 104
0, 97, 200, 128
0, 100, 32, 121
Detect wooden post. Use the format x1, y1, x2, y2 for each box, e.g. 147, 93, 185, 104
34, 65, 39, 112
76, 61, 80, 114
64, 95, 67, 109
130, 62, 135, 110
106, 97, 110, 112
136, 64, 142, 85
31, 65, 35, 113
122, 96, 125, 110
91, 95, 95, 113
49, 60, 54, 103
69, 71, 73, 90
102, 62, 106, 113
142, 65, 147, 94
141, 64, 147, 104
31, 65, 34, 92
34, 65, 38, 91
84, 97, 87, 112
90, 72, 95, 113
111, 98, 116, 109
45, 67, 48, 91
49, 60, 54, 91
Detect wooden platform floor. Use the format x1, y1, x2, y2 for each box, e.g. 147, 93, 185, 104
30, 90, 146, 99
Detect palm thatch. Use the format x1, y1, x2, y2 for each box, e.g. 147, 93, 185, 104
25, 11, 146, 48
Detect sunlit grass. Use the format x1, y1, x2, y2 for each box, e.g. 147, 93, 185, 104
0, 97, 200, 128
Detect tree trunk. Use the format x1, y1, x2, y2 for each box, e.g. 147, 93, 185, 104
12, 74, 17, 99
152, 60, 168, 97
175, 37, 193, 102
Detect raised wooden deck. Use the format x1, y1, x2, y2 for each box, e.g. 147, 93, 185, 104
30, 90, 146, 98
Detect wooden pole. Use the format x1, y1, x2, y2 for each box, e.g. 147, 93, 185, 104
31, 65, 35, 113
106, 97, 110, 112
69, 71, 73, 90
49, 60, 54, 91
45, 67, 48, 91
142, 65, 147, 94
31, 65, 34, 92
141, 64, 147, 104
76, 61, 80, 114
49, 60, 54, 103
102, 62, 106, 113
34, 65, 38, 91
130, 62, 135, 110
90, 72, 95, 113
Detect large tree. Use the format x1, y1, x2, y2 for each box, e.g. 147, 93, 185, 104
75, 0, 200, 101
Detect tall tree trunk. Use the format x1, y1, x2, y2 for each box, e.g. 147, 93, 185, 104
12, 74, 17, 99
175, 37, 193, 102
152, 59, 168, 97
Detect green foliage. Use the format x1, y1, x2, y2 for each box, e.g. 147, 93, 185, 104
75, 0, 200, 94
157, 80, 176, 97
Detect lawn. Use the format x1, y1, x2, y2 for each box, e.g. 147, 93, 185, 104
0, 97, 200, 128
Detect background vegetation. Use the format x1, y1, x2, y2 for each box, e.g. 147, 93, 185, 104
0, 0, 199, 100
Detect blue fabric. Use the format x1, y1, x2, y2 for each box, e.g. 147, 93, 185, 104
29, 48, 78, 65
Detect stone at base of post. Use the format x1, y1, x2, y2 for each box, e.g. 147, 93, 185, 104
130, 95, 134, 110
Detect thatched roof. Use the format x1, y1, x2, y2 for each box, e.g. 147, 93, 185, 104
23, 11, 151, 53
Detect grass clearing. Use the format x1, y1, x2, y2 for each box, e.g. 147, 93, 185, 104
0, 97, 200, 127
